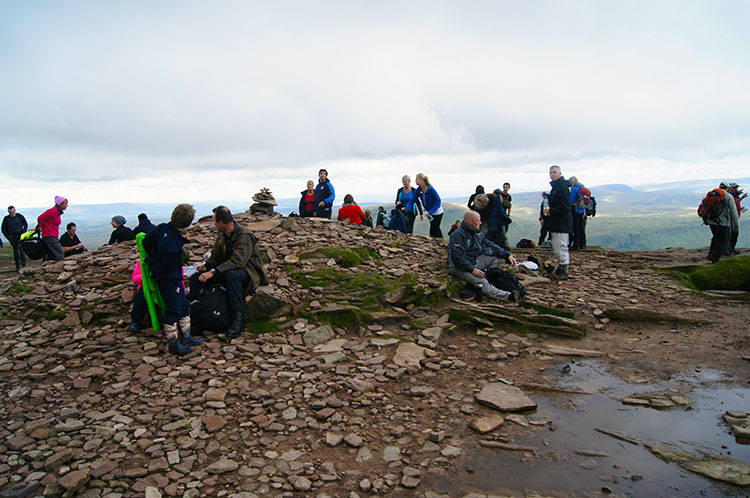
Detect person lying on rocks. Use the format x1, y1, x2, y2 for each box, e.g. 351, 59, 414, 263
448, 210, 519, 301
142, 203, 203, 356
191, 206, 267, 338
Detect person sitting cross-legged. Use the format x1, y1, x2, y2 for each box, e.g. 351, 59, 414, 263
448, 210, 519, 301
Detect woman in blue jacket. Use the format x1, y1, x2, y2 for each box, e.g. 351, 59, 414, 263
416, 173, 444, 238
395, 174, 422, 234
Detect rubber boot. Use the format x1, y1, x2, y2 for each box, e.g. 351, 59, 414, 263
128, 320, 140, 333
226, 311, 244, 338
554, 264, 569, 281
179, 316, 203, 346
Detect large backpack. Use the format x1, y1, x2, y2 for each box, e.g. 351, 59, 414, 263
585, 196, 597, 217
486, 268, 527, 299
576, 186, 592, 210
189, 280, 230, 333
387, 209, 408, 233
697, 188, 725, 225
21, 229, 47, 260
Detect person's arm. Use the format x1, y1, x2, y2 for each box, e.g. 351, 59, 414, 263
1, 218, 7, 239
215, 233, 254, 274
325, 183, 335, 206
448, 233, 475, 273
356, 206, 366, 222
395, 188, 402, 207
299, 194, 305, 215
428, 187, 442, 215
728, 195, 740, 227
108, 229, 117, 245
20, 214, 28, 233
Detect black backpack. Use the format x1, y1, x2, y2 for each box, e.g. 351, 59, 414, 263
21, 230, 47, 261
189, 280, 230, 333
586, 196, 597, 217
486, 268, 527, 299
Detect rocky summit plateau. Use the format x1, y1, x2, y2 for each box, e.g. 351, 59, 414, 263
0, 213, 748, 498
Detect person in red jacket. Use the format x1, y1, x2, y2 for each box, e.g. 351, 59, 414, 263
337, 194, 366, 224
37, 195, 68, 261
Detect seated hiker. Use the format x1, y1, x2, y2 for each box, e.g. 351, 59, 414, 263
142, 204, 202, 356
448, 210, 519, 301
59, 222, 86, 256
337, 194, 366, 224
448, 219, 461, 236
191, 206, 267, 338
133, 213, 157, 236
375, 206, 390, 227
108, 215, 135, 244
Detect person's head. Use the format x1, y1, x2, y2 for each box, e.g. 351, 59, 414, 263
502, 182, 511, 193
729, 182, 740, 191
66, 222, 76, 236
171, 203, 195, 229
212, 205, 233, 229
365, 209, 372, 216
549, 165, 562, 181
463, 210, 481, 230
569, 176, 578, 186
306, 180, 314, 191
343, 194, 354, 205
474, 194, 489, 210
541, 191, 548, 198
453, 219, 461, 227
378, 206, 385, 213
7, 206, 15, 216
415, 173, 430, 187
55, 196, 68, 210
719, 181, 729, 190
475, 185, 485, 194
318, 169, 328, 182
402, 175, 411, 188
111, 215, 126, 228
138, 213, 149, 223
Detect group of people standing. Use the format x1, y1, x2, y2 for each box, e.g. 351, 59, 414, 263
298, 170, 445, 237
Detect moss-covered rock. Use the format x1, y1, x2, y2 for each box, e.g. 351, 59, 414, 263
684, 256, 750, 291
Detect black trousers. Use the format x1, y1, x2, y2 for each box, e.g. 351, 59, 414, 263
708, 225, 730, 263
429, 213, 444, 238
729, 228, 739, 254
571, 211, 586, 249
190, 269, 250, 313
131, 287, 146, 323
7, 234, 26, 268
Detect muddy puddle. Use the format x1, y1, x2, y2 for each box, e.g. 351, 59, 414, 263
427, 361, 749, 497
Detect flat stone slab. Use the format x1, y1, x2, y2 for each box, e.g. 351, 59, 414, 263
682, 457, 750, 486
471, 414, 505, 433
475, 383, 537, 412
392, 343, 426, 371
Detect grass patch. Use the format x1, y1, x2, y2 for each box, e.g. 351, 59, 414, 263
518, 301, 577, 319
6, 281, 31, 296
247, 320, 277, 334
667, 256, 750, 291
47, 309, 67, 320
288, 267, 340, 289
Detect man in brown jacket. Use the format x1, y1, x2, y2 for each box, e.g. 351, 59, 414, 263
194, 206, 267, 337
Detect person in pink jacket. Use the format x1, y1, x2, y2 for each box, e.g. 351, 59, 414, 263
37, 196, 68, 261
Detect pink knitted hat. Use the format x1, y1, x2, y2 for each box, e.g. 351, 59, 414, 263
54, 195, 67, 205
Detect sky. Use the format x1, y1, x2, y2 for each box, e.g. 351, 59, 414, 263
1, 0, 749, 208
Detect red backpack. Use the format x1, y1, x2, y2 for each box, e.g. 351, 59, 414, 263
575, 186, 592, 209
697, 188, 725, 224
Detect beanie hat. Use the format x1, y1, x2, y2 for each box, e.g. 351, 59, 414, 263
137, 213, 149, 222
55, 195, 67, 205
112, 215, 126, 226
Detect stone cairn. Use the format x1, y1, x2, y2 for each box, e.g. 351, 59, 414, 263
248, 187, 277, 216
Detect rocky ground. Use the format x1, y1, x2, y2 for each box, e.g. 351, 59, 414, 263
0, 214, 748, 497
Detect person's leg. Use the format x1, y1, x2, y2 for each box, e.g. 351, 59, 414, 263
550, 232, 570, 279
449, 267, 511, 300
43, 237, 65, 261
580, 215, 587, 249
9, 235, 23, 269
730, 228, 739, 254
129, 288, 146, 332
429, 213, 443, 238
497, 225, 510, 250
223, 269, 250, 338
538, 225, 549, 246
405, 212, 416, 234
158, 279, 193, 356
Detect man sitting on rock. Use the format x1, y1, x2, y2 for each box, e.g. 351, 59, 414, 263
448, 210, 519, 301
192, 206, 267, 338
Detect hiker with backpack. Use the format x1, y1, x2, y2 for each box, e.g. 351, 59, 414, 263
700, 182, 739, 264
448, 210, 520, 302
546, 165, 573, 280
191, 206, 267, 338
569, 176, 590, 250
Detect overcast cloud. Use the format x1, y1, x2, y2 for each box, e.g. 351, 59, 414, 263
1, 0, 748, 207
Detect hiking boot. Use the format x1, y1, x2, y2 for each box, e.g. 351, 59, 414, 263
127, 320, 140, 333
507, 290, 521, 302
226, 311, 244, 338
553, 264, 569, 281
168, 337, 193, 356
179, 316, 203, 346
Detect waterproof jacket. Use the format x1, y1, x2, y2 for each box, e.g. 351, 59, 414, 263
314, 179, 335, 213
299, 190, 316, 217
109, 225, 135, 244
396, 187, 422, 215
2, 213, 28, 238
206, 222, 268, 292
546, 177, 573, 233
142, 222, 187, 281
448, 221, 511, 273
570, 183, 586, 214
37, 206, 63, 238
417, 185, 442, 215
708, 189, 740, 228
133, 219, 157, 236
